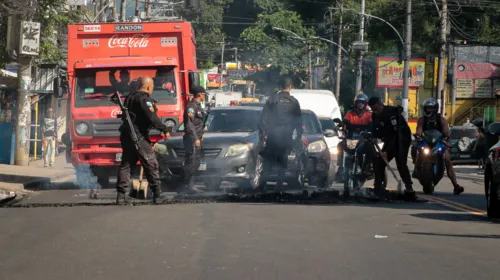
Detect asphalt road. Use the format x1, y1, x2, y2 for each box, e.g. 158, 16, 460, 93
0, 164, 498, 280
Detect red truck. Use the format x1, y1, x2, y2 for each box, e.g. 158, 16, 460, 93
54, 21, 200, 188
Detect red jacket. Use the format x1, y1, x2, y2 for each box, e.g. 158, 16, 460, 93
344, 110, 372, 125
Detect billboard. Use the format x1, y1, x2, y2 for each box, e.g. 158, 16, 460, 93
376, 58, 425, 88
455, 62, 500, 99
207, 73, 228, 88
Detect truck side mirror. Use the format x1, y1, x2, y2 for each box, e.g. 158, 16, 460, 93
53, 77, 63, 98
188, 72, 200, 93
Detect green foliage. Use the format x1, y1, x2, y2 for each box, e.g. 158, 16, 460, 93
240, 10, 318, 75
180, 0, 233, 67
36, 0, 82, 63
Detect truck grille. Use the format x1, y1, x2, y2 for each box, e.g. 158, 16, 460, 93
92, 119, 122, 137
173, 148, 221, 158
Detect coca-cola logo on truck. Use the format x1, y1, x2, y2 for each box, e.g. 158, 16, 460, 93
108, 34, 150, 48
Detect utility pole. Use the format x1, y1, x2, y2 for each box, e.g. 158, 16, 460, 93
15, 52, 32, 167
135, 0, 140, 16
355, 0, 365, 93
308, 44, 312, 89
220, 39, 225, 91
120, 0, 127, 21
13, 2, 38, 166
437, 0, 447, 114
401, 0, 412, 121
335, 1, 343, 101
450, 43, 457, 125
145, 0, 151, 18
112, 0, 117, 21
99, 0, 106, 22
328, 9, 335, 95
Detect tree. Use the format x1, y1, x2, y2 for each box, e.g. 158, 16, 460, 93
240, 9, 321, 88
180, 0, 233, 68
0, 0, 82, 66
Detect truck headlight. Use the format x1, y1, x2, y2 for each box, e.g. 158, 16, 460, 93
75, 122, 89, 135
225, 143, 253, 157
307, 140, 327, 153
346, 139, 359, 150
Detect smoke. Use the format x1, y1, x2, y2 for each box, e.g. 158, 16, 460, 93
75, 163, 101, 190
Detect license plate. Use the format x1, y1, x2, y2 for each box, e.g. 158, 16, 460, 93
459, 154, 470, 158
116, 153, 122, 162
199, 162, 207, 171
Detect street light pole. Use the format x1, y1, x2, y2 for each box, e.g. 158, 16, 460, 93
355, 0, 365, 93
401, 0, 412, 121
220, 39, 225, 91
335, 1, 343, 101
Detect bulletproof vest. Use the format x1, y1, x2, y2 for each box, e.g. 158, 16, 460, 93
269, 92, 296, 127
423, 114, 442, 132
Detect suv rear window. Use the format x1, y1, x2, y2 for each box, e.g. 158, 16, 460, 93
450, 128, 477, 139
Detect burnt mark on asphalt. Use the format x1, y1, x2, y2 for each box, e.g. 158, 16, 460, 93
1, 190, 429, 208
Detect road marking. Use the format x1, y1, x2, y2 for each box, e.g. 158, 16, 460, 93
365, 186, 487, 216
419, 194, 487, 216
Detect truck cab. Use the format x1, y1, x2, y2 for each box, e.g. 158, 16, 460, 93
55, 21, 200, 187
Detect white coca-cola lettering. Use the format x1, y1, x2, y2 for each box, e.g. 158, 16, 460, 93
108, 34, 151, 48
111, 108, 122, 118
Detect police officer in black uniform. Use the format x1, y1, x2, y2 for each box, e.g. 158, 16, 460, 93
115, 76, 171, 205
183, 86, 207, 193
253, 76, 303, 191
368, 96, 416, 200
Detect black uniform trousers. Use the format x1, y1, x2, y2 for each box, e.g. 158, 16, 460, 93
116, 135, 161, 194
374, 137, 412, 190
183, 134, 202, 186
253, 129, 293, 188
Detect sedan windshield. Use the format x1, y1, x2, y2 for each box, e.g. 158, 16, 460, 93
450, 128, 477, 139
74, 66, 177, 108
319, 118, 335, 131
302, 112, 322, 134
205, 109, 261, 132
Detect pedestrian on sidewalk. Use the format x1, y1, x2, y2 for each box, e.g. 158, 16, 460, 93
42, 108, 56, 167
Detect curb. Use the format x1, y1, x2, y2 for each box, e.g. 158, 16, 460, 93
0, 171, 75, 191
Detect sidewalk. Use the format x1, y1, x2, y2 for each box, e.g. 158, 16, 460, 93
0, 155, 74, 194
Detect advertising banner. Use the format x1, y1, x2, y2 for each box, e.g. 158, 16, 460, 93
376, 58, 425, 88
207, 73, 228, 88
455, 62, 500, 98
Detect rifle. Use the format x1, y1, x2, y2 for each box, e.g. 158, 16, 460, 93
111, 91, 140, 151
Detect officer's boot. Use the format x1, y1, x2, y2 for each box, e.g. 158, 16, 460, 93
185, 176, 203, 194
116, 192, 131, 205
403, 184, 417, 201
151, 186, 162, 204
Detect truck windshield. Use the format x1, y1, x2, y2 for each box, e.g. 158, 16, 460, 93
74, 66, 177, 108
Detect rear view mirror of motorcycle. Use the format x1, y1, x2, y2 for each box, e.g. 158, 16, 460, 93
324, 129, 336, 137
333, 118, 342, 124
488, 122, 500, 136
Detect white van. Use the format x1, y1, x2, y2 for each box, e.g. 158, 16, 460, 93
290, 89, 342, 179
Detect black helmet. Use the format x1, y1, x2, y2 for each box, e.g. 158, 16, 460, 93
422, 98, 439, 118
354, 93, 369, 109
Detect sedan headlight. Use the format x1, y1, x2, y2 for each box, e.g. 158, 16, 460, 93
346, 139, 359, 150
307, 140, 327, 153
225, 143, 253, 157
75, 122, 89, 135
164, 119, 176, 129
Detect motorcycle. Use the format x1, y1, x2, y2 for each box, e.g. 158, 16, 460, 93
333, 119, 375, 196
414, 129, 446, 194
